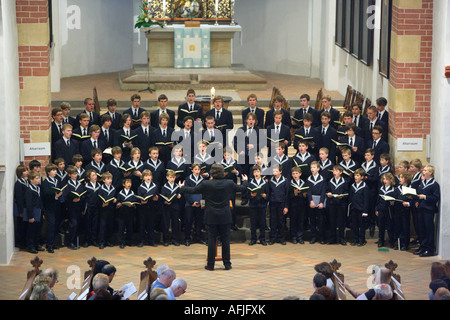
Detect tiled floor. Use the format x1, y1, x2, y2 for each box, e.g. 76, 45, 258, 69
0, 239, 444, 300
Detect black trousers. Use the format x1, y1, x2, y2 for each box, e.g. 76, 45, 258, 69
45, 208, 60, 248
26, 220, 41, 250
269, 202, 286, 242
378, 207, 395, 245
184, 205, 204, 241
418, 208, 436, 253
351, 208, 367, 243
289, 204, 305, 240
84, 207, 99, 244
394, 206, 411, 248
162, 204, 180, 242
67, 204, 83, 246
137, 204, 158, 243
207, 223, 231, 268
250, 206, 266, 241
118, 206, 135, 245
309, 207, 325, 241
328, 204, 347, 241
98, 205, 115, 245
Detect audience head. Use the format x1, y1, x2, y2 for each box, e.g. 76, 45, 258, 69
150, 287, 169, 300
156, 264, 170, 278
434, 287, 450, 300
29, 284, 50, 300
101, 264, 117, 283
313, 286, 334, 300
309, 293, 325, 300
170, 278, 187, 298
43, 268, 59, 289
92, 273, 110, 293
93, 288, 112, 300
313, 273, 327, 290
372, 284, 393, 300
160, 268, 176, 288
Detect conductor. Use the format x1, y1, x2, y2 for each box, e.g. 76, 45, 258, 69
179, 164, 248, 271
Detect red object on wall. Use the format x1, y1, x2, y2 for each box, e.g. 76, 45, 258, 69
445, 66, 450, 79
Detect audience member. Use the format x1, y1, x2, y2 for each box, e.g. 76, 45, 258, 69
429, 279, 448, 300
29, 283, 51, 300
89, 273, 109, 300
372, 284, 393, 300
150, 287, 169, 300
101, 264, 124, 300
164, 277, 187, 300
151, 268, 176, 291
313, 286, 334, 300
434, 287, 450, 300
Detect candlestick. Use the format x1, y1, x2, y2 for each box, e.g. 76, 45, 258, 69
163, 0, 167, 26
230, 0, 235, 26
214, 0, 219, 26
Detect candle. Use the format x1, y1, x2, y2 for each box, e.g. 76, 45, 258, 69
163, 0, 166, 12
211, 87, 215, 99
215, 0, 219, 13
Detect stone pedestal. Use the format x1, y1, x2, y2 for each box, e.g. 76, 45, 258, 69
142, 24, 242, 68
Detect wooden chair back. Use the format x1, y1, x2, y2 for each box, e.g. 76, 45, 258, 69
93, 87, 101, 114
269, 87, 290, 111
137, 257, 157, 300
330, 259, 346, 300
315, 88, 323, 110
362, 98, 372, 117
385, 260, 405, 300
19, 256, 43, 300
343, 85, 353, 111
75, 257, 97, 300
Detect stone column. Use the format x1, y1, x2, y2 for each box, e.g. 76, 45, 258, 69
430, 0, 450, 259
0, 1, 21, 265
388, 0, 433, 162
16, 0, 51, 167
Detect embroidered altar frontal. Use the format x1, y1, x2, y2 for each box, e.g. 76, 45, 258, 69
174, 27, 211, 68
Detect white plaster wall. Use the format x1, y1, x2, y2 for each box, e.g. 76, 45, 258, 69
60, 0, 134, 77
0, 0, 21, 265
232, 0, 315, 76
430, 0, 450, 259
321, 0, 389, 103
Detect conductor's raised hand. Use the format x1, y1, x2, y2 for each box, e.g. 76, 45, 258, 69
241, 174, 248, 181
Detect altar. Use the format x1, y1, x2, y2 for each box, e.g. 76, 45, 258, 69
142, 24, 242, 68
119, 0, 267, 91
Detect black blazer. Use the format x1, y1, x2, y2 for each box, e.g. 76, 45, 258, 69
123, 107, 147, 129
362, 119, 387, 142
80, 139, 106, 166
293, 107, 320, 128
150, 109, 176, 129
242, 107, 265, 129
264, 108, 291, 129
173, 128, 200, 162
233, 126, 264, 159
75, 110, 101, 129
293, 126, 321, 154
319, 107, 341, 129
101, 112, 122, 131
318, 125, 339, 160
134, 126, 153, 161
366, 138, 390, 165
177, 103, 204, 128
51, 122, 64, 147
205, 108, 234, 146
338, 135, 365, 164
53, 138, 80, 166
152, 126, 176, 165
98, 127, 118, 149
181, 178, 247, 225
62, 116, 76, 127
266, 123, 291, 156
353, 114, 369, 130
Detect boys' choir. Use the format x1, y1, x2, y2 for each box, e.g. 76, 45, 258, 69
12, 93, 440, 258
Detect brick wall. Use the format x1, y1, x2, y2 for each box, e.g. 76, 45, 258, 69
16, 1, 51, 167
389, 0, 433, 140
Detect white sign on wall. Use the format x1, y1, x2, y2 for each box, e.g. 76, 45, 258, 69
397, 138, 423, 152
24, 143, 51, 157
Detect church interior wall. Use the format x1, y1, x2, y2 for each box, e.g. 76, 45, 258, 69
0, 0, 21, 265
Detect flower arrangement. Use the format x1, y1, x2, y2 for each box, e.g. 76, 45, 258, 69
134, 0, 164, 29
